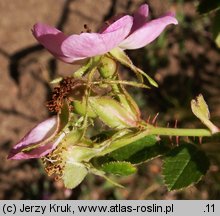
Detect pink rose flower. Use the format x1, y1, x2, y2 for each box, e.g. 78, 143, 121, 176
32, 4, 177, 63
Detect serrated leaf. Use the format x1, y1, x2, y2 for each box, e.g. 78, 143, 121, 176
197, 0, 220, 14
101, 161, 136, 176
109, 135, 158, 161
162, 143, 210, 191
63, 163, 88, 189
127, 142, 169, 164
191, 94, 219, 133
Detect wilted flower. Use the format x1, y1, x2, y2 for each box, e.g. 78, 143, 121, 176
8, 102, 69, 160
7, 102, 89, 187
32, 4, 177, 63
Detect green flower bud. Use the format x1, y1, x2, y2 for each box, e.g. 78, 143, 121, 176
72, 99, 97, 118
89, 96, 139, 129
99, 56, 117, 78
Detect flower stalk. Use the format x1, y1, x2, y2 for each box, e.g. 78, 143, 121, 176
94, 125, 213, 157
146, 125, 212, 137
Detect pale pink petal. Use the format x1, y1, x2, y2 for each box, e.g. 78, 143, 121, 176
99, 4, 148, 34
8, 101, 69, 160
131, 4, 149, 32
9, 132, 66, 160
32, 15, 133, 63
32, 24, 71, 62
8, 117, 58, 159
135, 4, 149, 18
119, 13, 178, 50
61, 15, 133, 60
8, 142, 55, 160
99, 14, 125, 33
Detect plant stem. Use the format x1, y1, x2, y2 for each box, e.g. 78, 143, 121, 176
96, 126, 212, 157
147, 126, 212, 137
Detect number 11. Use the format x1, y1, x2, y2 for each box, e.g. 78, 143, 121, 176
206, 204, 215, 213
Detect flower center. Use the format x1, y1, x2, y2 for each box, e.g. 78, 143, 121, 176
41, 143, 67, 180
46, 77, 86, 113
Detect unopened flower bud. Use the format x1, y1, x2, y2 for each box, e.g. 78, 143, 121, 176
98, 56, 117, 78
72, 99, 97, 118
89, 96, 139, 129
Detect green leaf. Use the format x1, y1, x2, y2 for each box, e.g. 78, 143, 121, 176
127, 142, 169, 164
162, 143, 210, 191
101, 161, 137, 176
191, 94, 219, 133
63, 163, 88, 189
197, 0, 220, 14
92, 135, 165, 167
109, 135, 158, 161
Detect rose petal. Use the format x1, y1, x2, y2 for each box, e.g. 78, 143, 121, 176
32, 24, 71, 62
136, 4, 149, 18
8, 117, 58, 159
131, 4, 149, 32
61, 15, 133, 61
119, 13, 178, 50
8, 101, 70, 160
8, 132, 66, 160
99, 14, 125, 33
32, 15, 133, 63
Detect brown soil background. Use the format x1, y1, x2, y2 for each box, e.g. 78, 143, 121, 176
0, 0, 220, 199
